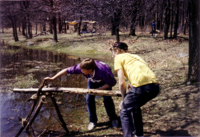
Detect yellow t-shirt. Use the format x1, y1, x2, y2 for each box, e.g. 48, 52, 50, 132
114, 53, 158, 87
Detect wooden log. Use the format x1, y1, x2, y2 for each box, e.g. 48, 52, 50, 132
50, 93, 69, 134
25, 96, 45, 131
13, 87, 122, 96
15, 79, 47, 137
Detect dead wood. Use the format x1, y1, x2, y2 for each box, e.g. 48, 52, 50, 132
50, 93, 69, 134
13, 87, 121, 96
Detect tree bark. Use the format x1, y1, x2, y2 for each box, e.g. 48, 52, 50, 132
129, 2, 138, 36
187, 0, 199, 83
184, 4, 189, 35
28, 15, 32, 39
22, 19, 26, 36
35, 21, 37, 34
10, 16, 19, 42
114, 10, 121, 42
111, 16, 116, 35
170, 5, 174, 38
13, 87, 121, 96
64, 21, 67, 33
164, 0, 170, 39
52, 15, 58, 42
173, 0, 179, 38
78, 16, 82, 35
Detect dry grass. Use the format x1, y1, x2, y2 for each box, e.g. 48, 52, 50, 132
1, 29, 199, 136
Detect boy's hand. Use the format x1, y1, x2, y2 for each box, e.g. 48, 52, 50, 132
44, 77, 54, 83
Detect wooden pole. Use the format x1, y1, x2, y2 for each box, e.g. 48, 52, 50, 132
13, 87, 121, 96
50, 93, 69, 134
25, 96, 44, 131
16, 79, 47, 137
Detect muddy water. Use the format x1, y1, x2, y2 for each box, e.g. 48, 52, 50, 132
0, 45, 88, 136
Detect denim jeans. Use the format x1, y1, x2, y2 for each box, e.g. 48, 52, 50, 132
86, 81, 118, 123
120, 83, 160, 137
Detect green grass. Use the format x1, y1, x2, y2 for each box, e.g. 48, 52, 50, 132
12, 73, 39, 89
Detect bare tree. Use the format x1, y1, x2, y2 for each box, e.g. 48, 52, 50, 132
173, 0, 179, 38
187, 0, 199, 83
164, 0, 170, 39
1, 1, 19, 41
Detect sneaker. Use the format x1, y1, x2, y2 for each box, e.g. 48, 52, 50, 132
88, 122, 96, 131
112, 120, 119, 128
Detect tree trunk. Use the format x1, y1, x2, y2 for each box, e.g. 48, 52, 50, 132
182, 2, 185, 27
130, 24, 136, 36
184, 4, 189, 35
173, 0, 179, 38
67, 22, 69, 30
35, 22, 37, 34
187, 0, 199, 83
129, 2, 138, 36
184, 17, 188, 35
22, 18, 26, 36
10, 16, 19, 42
114, 8, 121, 42
52, 15, 58, 42
13, 20, 19, 41
13, 87, 121, 96
64, 21, 66, 33
78, 16, 82, 35
111, 16, 116, 35
170, 5, 174, 38
58, 13, 62, 33
164, 0, 170, 39
28, 15, 32, 39
156, 0, 159, 30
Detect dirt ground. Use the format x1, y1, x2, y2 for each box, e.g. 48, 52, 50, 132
0, 29, 199, 136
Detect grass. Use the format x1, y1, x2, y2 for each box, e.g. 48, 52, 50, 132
1, 28, 199, 136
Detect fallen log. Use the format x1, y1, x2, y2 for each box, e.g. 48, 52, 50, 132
13, 87, 121, 96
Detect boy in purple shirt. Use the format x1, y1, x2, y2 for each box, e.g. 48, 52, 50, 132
45, 58, 118, 131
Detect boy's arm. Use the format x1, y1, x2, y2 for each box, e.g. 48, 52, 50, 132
117, 69, 126, 110
45, 64, 82, 83
44, 68, 67, 83
97, 84, 110, 90
117, 69, 126, 100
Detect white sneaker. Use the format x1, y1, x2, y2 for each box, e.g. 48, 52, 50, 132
88, 122, 96, 131
112, 120, 119, 128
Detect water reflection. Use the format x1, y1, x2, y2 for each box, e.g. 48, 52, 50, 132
0, 44, 88, 136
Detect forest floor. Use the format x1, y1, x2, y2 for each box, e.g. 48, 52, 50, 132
0, 29, 199, 136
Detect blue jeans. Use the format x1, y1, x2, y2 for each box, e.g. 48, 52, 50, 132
86, 81, 118, 123
120, 83, 160, 137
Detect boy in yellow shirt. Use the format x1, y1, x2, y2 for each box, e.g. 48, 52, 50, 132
110, 42, 160, 137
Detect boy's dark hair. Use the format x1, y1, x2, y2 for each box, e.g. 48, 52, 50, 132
80, 58, 96, 70
113, 42, 128, 51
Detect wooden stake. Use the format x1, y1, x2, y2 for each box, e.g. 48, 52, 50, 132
49, 93, 69, 134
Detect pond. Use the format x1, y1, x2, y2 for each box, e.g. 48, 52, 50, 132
0, 44, 89, 136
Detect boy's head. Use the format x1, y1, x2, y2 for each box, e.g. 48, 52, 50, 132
110, 42, 128, 58
80, 58, 96, 71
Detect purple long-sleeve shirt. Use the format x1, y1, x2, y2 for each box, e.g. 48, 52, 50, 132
66, 61, 116, 87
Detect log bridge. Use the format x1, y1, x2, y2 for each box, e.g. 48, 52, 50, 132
13, 80, 121, 137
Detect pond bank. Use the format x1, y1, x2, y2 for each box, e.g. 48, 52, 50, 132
1, 31, 199, 136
